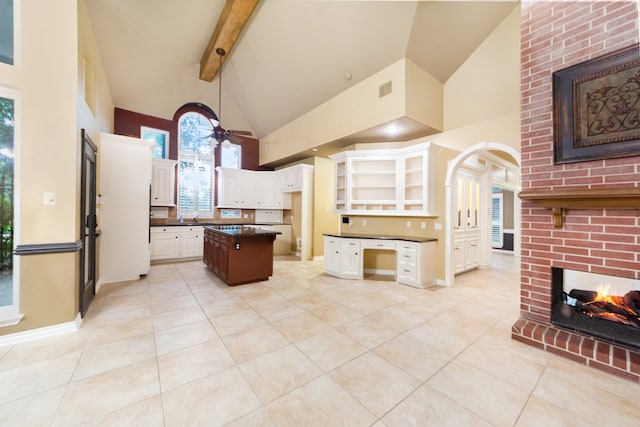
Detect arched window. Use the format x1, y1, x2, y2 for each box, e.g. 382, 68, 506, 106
177, 111, 215, 218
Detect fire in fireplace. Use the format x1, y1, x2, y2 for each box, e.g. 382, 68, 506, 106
551, 267, 640, 350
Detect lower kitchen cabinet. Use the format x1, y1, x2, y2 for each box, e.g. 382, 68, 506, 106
151, 226, 204, 261
323, 234, 436, 288
453, 230, 480, 274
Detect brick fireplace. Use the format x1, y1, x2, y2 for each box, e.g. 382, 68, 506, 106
512, 1, 640, 382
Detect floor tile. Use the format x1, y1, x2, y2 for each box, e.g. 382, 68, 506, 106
374, 333, 451, 381
266, 375, 376, 427
239, 345, 322, 404
0, 351, 81, 405
382, 383, 493, 427
427, 358, 530, 427
0, 386, 66, 427
154, 319, 219, 356
162, 366, 261, 427
53, 358, 160, 427
222, 324, 289, 363
157, 338, 235, 391
295, 329, 367, 371
336, 316, 399, 349
330, 352, 420, 417
271, 312, 331, 342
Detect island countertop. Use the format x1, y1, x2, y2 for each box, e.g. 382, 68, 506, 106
322, 232, 437, 243
204, 225, 281, 237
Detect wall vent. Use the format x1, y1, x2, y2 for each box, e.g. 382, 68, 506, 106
379, 81, 392, 98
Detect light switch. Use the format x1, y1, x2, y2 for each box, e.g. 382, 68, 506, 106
43, 192, 56, 206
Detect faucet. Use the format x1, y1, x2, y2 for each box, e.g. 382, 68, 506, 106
192, 217, 198, 223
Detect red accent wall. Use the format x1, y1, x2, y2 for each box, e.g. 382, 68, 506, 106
514, 1, 640, 381
114, 107, 265, 171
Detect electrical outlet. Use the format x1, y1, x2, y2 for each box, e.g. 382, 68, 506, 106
434, 223, 442, 230
406, 221, 411, 228
362, 219, 367, 226
421, 221, 426, 230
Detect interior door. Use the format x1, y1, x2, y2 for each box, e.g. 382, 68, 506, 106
80, 130, 98, 317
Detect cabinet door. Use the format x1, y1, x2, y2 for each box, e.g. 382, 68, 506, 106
340, 240, 362, 278
465, 240, 480, 269
323, 236, 341, 275
151, 159, 177, 206
214, 239, 228, 280
181, 230, 203, 258
217, 169, 242, 207
453, 244, 465, 273
150, 230, 180, 260
254, 173, 277, 208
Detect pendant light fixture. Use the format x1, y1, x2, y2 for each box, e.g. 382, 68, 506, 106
213, 47, 231, 148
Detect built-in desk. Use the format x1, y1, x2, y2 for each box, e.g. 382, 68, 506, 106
322, 233, 437, 288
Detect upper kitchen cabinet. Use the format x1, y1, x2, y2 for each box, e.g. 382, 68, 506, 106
277, 164, 312, 193
217, 167, 281, 209
330, 142, 439, 216
151, 159, 177, 206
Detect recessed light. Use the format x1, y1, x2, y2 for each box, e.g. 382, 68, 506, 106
311, 148, 318, 152
386, 125, 399, 135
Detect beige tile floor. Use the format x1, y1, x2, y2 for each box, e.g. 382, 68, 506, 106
1, 253, 640, 426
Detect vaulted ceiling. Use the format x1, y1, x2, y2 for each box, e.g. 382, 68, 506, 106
85, 0, 518, 140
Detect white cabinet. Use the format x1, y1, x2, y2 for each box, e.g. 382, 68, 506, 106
453, 230, 480, 274
330, 142, 439, 216
217, 167, 282, 209
151, 226, 203, 261
278, 164, 305, 192
340, 239, 362, 278
181, 227, 204, 258
323, 236, 341, 275
150, 227, 181, 261
395, 241, 435, 288
151, 159, 177, 206
217, 168, 252, 208
323, 236, 436, 288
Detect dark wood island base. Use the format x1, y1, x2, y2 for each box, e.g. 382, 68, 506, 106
203, 226, 280, 286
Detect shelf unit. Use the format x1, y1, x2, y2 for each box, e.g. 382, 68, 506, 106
330, 142, 439, 216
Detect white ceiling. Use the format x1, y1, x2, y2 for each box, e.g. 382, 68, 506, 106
85, 0, 518, 140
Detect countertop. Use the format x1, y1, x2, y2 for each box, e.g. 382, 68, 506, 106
150, 222, 288, 227
204, 225, 282, 237
323, 232, 437, 243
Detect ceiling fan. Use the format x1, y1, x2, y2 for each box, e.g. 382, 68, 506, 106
203, 47, 253, 148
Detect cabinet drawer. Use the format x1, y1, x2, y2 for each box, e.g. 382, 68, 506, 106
397, 264, 417, 282
360, 239, 396, 250
396, 242, 418, 252
397, 251, 416, 265
340, 239, 361, 249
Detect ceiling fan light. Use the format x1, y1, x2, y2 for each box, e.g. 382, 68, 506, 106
222, 138, 231, 148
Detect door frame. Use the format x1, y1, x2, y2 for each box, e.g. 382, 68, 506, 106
80, 129, 98, 317
444, 142, 521, 287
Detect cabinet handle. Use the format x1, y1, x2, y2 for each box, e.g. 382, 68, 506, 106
403, 269, 410, 273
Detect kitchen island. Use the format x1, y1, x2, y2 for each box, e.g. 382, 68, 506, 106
203, 225, 280, 286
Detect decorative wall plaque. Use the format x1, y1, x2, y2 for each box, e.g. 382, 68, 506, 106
553, 44, 640, 163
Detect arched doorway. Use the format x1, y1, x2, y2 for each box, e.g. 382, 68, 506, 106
444, 142, 521, 286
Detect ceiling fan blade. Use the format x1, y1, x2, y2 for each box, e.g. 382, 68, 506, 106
227, 129, 253, 136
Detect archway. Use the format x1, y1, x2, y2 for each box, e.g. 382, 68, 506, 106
444, 142, 521, 286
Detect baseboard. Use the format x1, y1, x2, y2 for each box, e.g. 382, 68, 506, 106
0, 315, 80, 348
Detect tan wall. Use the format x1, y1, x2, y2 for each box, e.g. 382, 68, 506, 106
1, 0, 114, 336
260, 58, 444, 165
312, 157, 338, 257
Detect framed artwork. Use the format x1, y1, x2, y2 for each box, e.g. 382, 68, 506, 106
140, 126, 169, 159
553, 43, 640, 164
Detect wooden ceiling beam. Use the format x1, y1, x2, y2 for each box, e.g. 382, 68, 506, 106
199, 0, 260, 82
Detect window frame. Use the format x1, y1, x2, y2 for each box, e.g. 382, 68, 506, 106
221, 142, 241, 169
0, 86, 22, 326
176, 111, 215, 219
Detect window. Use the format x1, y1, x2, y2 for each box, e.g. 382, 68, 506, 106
177, 112, 214, 218
0, 0, 14, 66
221, 143, 241, 169
0, 87, 19, 326
492, 192, 504, 248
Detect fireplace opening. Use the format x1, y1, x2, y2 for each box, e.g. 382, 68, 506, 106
551, 267, 640, 350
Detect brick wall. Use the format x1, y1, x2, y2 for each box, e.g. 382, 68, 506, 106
515, 1, 640, 381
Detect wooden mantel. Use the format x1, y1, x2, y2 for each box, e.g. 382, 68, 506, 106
519, 187, 640, 227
